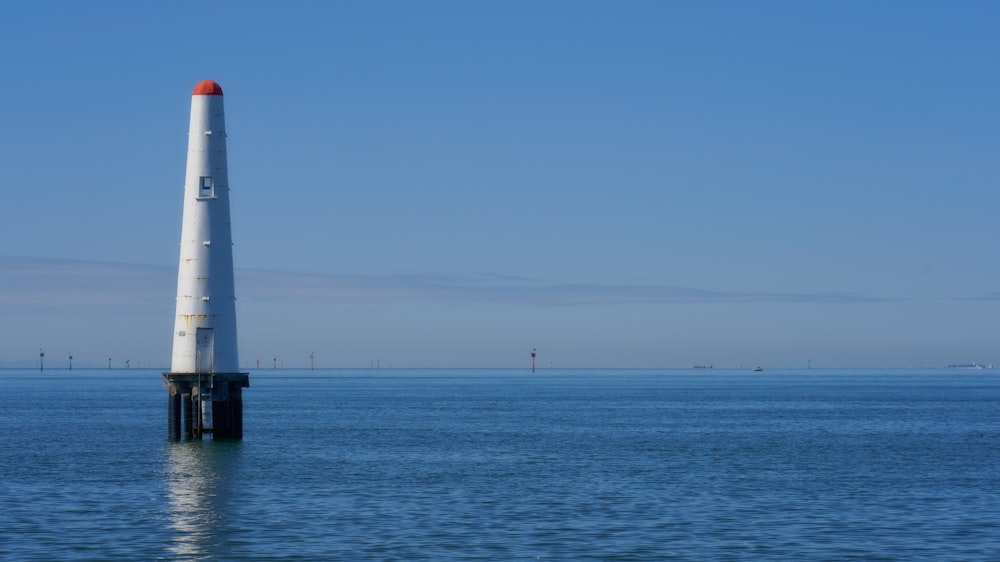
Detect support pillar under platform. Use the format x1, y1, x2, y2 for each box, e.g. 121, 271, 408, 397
181, 392, 194, 439
168, 392, 182, 440
163, 372, 250, 440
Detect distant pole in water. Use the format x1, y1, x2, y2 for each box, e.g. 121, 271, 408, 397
108, 356, 111, 369
163, 80, 249, 441
310, 352, 315, 371
39, 348, 44, 372
68, 353, 72, 371
531, 348, 536, 373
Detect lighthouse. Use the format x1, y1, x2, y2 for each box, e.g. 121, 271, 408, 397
163, 80, 249, 440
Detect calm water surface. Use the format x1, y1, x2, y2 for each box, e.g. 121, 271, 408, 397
1, 368, 998, 560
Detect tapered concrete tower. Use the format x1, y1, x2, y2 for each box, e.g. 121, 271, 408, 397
163, 80, 249, 440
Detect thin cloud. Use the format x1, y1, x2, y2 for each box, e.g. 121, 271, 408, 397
237, 269, 891, 306
0, 256, 172, 310
0, 255, 894, 311
962, 292, 1000, 301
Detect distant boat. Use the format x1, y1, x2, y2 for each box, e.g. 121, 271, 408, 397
752, 366, 763, 372
945, 363, 985, 370
693, 364, 712, 369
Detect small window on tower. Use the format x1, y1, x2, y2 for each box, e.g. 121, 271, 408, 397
199, 176, 213, 198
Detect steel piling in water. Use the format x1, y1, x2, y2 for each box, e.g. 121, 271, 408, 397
164, 373, 248, 441
168, 392, 181, 440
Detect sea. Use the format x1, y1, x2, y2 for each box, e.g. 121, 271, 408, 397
1, 368, 998, 560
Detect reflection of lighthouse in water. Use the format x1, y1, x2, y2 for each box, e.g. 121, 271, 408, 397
163, 80, 249, 440
166, 443, 241, 557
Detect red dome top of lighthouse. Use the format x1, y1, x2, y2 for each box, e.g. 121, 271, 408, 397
192, 80, 224, 96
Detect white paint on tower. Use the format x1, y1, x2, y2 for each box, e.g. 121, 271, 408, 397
170, 80, 240, 375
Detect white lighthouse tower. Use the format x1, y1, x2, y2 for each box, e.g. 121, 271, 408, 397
163, 80, 249, 440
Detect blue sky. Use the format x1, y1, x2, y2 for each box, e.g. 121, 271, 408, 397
1, 1, 998, 368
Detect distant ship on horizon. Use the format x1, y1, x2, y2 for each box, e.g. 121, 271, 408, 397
945, 362, 990, 370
